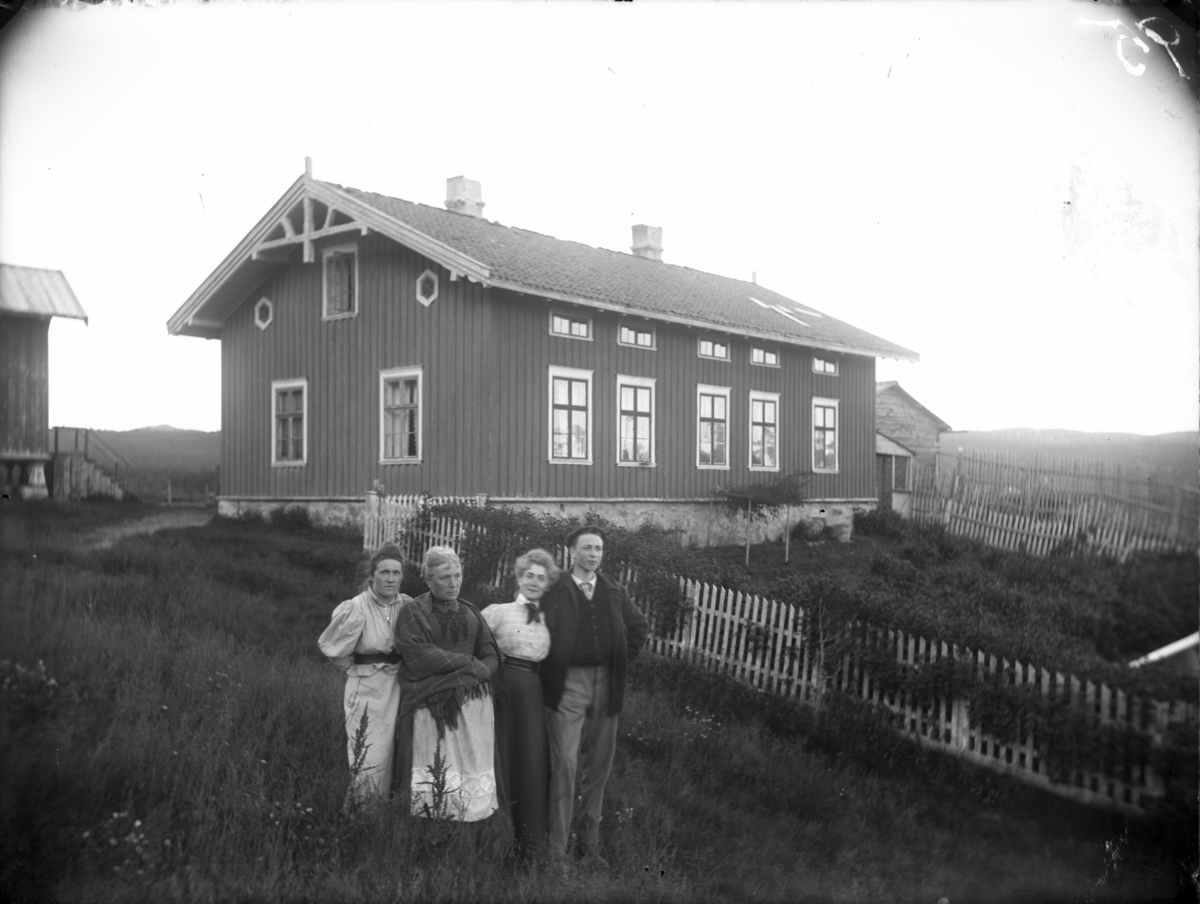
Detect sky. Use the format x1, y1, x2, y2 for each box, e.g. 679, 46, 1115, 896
0, 0, 1196, 436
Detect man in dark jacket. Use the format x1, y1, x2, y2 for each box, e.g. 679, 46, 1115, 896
540, 525, 648, 869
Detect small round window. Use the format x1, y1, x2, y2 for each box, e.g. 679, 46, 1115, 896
254, 297, 274, 330
416, 270, 439, 307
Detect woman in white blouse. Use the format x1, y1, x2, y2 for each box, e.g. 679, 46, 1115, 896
318, 543, 412, 805
482, 548, 558, 861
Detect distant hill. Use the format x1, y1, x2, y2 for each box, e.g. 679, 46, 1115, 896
946, 429, 1197, 487
93, 427, 221, 471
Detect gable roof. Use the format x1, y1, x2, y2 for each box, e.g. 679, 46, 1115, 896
168, 172, 917, 362
876, 381, 951, 432
1, 264, 88, 322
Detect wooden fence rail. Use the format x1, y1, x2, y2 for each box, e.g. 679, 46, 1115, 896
365, 497, 1195, 815
912, 450, 1198, 560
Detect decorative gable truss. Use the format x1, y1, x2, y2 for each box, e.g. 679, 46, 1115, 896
251, 193, 370, 265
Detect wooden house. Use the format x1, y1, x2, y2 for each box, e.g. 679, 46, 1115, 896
0, 264, 88, 499
168, 165, 917, 540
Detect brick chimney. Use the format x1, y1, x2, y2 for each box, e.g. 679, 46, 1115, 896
631, 224, 663, 261
445, 176, 485, 218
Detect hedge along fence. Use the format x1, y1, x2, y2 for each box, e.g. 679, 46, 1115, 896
364, 497, 1197, 816
648, 580, 1196, 815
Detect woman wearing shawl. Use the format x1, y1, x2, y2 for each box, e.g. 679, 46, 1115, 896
482, 548, 557, 861
393, 545, 506, 828
318, 543, 412, 805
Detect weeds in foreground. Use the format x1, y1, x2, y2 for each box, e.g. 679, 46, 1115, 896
0, 503, 1190, 903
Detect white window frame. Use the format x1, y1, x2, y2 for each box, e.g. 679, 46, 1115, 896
751, 347, 779, 367
615, 374, 656, 467
618, 324, 656, 350
254, 296, 273, 331
271, 378, 307, 468
813, 356, 839, 375
749, 390, 781, 472
698, 337, 730, 361
696, 383, 732, 470
322, 243, 359, 320
415, 269, 439, 307
548, 365, 594, 465
379, 366, 423, 464
813, 396, 839, 473
549, 310, 592, 341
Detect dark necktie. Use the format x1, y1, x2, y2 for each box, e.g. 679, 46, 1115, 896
523, 602, 542, 624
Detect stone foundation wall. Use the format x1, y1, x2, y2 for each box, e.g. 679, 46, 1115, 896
217, 497, 365, 530
221, 495, 878, 546
488, 497, 876, 546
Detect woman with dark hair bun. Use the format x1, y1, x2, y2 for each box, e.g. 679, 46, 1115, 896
482, 548, 560, 861
318, 543, 411, 805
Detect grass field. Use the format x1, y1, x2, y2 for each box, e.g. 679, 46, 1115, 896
1, 501, 1193, 903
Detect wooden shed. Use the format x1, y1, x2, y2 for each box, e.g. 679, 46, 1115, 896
875, 381, 951, 471
0, 264, 88, 499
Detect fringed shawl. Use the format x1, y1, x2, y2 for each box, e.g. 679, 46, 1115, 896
395, 592, 501, 736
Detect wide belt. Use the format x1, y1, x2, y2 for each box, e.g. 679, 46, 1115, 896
503, 656, 541, 673
353, 652, 401, 665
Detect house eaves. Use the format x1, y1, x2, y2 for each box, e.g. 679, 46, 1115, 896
877, 381, 952, 432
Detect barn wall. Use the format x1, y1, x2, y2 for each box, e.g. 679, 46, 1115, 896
875, 387, 943, 468
0, 314, 49, 457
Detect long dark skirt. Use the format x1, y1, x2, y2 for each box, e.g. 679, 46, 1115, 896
497, 665, 549, 859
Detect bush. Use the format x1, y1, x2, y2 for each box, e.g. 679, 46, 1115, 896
853, 506, 908, 538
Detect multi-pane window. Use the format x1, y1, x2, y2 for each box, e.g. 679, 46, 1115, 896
618, 325, 655, 349
272, 379, 306, 466
697, 385, 731, 468
550, 312, 591, 340
699, 338, 729, 360
813, 397, 839, 471
380, 366, 422, 462
617, 375, 655, 465
751, 347, 778, 367
549, 366, 593, 463
323, 245, 357, 318
813, 357, 838, 375
749, 391, 780, 470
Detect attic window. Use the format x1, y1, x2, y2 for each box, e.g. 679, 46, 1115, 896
323, 244, 358, 320
551, 311, 592, 341
416, 270, 439, 307
254, 297, 274, 331
751, 347, 778, 367
618, 325, 655, 349
813, 357, 838, 375
699, 338, 729, 361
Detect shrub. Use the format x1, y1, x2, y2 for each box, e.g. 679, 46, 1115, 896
853, 506, 908, 538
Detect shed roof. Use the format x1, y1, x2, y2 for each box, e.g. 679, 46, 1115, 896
168, 173, 918, 362
876, 381, 951, 432
0, 264, 88, 322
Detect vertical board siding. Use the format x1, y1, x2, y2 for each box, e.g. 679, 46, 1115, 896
220, 241, 877, 501
0, 315, 50, 456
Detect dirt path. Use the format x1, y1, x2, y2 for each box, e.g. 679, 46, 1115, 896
85, 507, 214, 550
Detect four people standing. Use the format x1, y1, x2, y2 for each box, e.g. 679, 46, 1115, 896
319, 525, 648, 870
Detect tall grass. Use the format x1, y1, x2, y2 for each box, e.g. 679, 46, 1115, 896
0, 501, 1189, 902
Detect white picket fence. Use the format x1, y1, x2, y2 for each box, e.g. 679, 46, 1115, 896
362, 492, 485, 555
647, 579, 1195, 813
363, 499, 1195, 814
